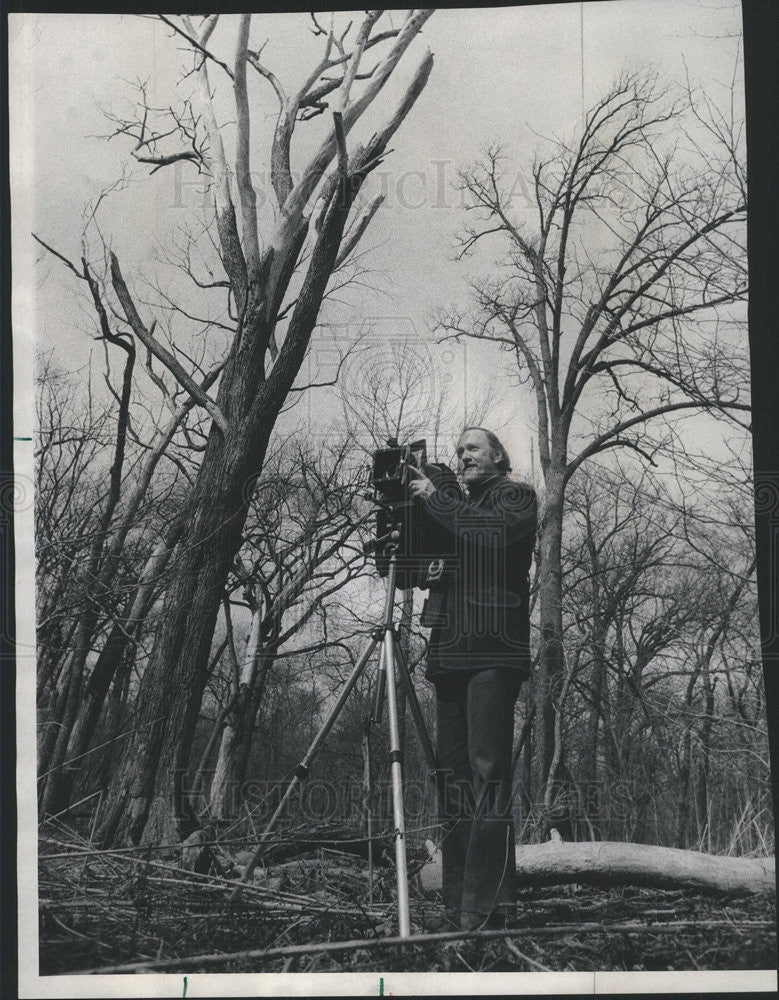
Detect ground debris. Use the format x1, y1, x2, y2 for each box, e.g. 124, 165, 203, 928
38, 824, 776, 974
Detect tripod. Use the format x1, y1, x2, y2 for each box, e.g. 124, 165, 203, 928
229, 533, 442, 938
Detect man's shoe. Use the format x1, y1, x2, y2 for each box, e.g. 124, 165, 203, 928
493, 904, 518, 928
460, 908, 516, 931
459, 911, 487, 931
426, 906, 459, 932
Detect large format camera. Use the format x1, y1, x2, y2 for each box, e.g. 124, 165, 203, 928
368, 438, 461, 590
371, 438, 428, 504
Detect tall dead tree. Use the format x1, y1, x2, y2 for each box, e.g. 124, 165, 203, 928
86, 12, 435, 846
438, 70, 748, 791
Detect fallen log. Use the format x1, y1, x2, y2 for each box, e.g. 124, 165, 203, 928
419, 840, 775, 897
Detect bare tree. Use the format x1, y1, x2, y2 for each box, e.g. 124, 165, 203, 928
551, 450, 765, 850
53, 12, 437, 846
438, 70, 748, 789
30, 239, 219, 815
33, 265, 137, 811
35, 356, 113, 708
200, 434, 369, 821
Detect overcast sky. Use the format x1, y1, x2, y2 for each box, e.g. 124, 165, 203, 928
11, 2, 745, 476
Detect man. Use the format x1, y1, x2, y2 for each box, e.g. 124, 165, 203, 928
408, 427, 537, 930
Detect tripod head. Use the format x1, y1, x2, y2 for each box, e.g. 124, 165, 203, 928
362, 492, 422, 590
361, 526, 400, 557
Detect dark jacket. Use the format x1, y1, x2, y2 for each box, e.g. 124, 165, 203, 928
418, 474, 537, 679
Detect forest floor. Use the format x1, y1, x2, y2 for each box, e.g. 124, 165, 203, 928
38, 819, 776, 976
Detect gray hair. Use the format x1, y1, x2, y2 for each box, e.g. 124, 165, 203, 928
458, 426, 512, 473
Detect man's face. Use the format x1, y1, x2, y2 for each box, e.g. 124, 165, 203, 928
456, 429, 502, 485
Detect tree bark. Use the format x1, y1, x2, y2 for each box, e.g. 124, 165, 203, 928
420, 841, 775, 897
512, 841, 776, 896
208, 609, 269, 820
95, 426, 273, 846
697, 668, 716, 848
534, 466, 566, 789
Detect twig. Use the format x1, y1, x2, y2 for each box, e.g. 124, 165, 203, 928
456, 949, 475, 972
46, 911, 94, 942
77, 920, 776, 974
504, 936, 552, 972
157, 14, 234, 80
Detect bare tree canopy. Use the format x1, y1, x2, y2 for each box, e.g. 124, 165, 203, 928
438, 68, 748, 787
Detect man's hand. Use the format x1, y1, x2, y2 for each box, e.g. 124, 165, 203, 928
407, 464, 436, 499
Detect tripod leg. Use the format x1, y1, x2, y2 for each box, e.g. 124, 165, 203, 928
393, 637, 440, 776
371, 639, 387, 724
393, 637, 449, 830
229, 632, 380, 901
382, 629, 411, 938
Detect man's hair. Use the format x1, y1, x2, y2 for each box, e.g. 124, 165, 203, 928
459, 426, 512, 473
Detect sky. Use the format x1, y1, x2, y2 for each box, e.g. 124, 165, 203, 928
11, 1, 746, 480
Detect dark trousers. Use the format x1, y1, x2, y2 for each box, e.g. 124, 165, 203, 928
434, 668, 522, 917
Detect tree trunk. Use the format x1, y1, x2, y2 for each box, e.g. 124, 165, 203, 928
92, 32, 434, 846
513, 841, 776, 896
233, 656, 273, 794
520, 712, 533, 819
677, 727, 694, 849
582, 636, 606, 836
39, 338, 135, 812
208, 652, 276, 822
97, 169, 356, 847
91, 641, 133, 799
697, 669, 716, 848
42, 526, 183, 814
95, 425, 271, 846
39, 614, 94, 811
534, 466, 566, 790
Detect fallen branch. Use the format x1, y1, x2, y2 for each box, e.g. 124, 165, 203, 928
79, 919, 775, 974
419, 840, 774, 898
512, 842, 775, 897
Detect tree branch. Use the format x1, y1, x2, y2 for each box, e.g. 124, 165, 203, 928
334, 193, 384, 268
108, 252, 230, 436
182, 14, 248, 305
157, 14, 233, 80
234, 14, 261, 272
247, 44, 286, 107
282, 9, 435, 220
565, 399, 747, 484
